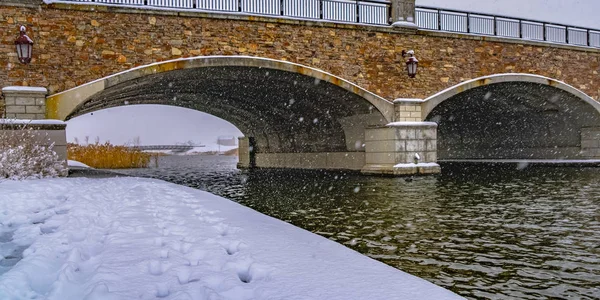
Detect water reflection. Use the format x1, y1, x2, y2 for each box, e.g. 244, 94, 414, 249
116, 156, 600, 299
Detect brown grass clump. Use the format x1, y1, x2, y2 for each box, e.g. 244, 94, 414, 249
68, 142, 152, 169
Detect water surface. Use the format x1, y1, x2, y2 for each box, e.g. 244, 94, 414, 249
116, 155, 600, 299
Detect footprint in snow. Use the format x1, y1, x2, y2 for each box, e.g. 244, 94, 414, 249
148, 260, 170, 276
221, 240, 244, 256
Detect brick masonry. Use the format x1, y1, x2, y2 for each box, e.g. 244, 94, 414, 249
0, 3, 600, 109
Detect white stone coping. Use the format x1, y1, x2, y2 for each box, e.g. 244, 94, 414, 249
393, 98, 425, 103
2, 86, 48, 94
0, 119, 66, 125
387, 121, 438, 127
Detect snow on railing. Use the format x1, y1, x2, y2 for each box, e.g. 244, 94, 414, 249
47, 1, 600, 48
415, 6, 600, 48
54, 0, 391, 25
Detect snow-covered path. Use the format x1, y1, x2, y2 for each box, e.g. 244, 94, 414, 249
0, 177, 462, 299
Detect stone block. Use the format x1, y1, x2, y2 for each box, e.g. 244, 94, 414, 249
581, 128, 600, 140
35, 98, 46, 106
15, 97, 36, 106
365, 140, 395, 152
418, 164, 441, 174
15, 113, 36, 119
326, 152, 365, 170
582, 139, 599, 149
425, 151, 437, 162
422, 128, 437, 139
26, 105, 45, 114
426, 140, 437, 151
406, 140, 425, 152
4, 97, 15, 105
366, 152, 395, 164
394, 152, 407, 163
6, 105, 26, 113
364, 127, 395, 141
395, 140, 406, 151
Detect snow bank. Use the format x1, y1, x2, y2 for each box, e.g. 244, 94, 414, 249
0, 178, 462, 300
0, 119, 66, 126
67, 160, 91, 168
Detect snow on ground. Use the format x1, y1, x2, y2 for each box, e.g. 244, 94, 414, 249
0, 178, 462, 300
67, 160, 91, 168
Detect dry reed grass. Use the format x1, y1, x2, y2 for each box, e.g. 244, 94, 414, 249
67, 142, 152, 169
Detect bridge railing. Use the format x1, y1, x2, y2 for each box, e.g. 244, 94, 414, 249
64, 0, 391, 25
415, 6, 600, 48
52, 1, 600, 48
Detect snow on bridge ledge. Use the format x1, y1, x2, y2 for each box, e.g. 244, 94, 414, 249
0, 177, 462, 299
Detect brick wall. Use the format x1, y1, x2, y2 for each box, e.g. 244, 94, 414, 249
0, 3, 600, 101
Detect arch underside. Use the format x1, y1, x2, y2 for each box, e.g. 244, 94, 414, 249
69, 66, 387, 153
426, 82, 600, 160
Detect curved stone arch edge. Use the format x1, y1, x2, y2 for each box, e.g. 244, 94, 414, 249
419, 73, 600, 120
46, 55, 394, 122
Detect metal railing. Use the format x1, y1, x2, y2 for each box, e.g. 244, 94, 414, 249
415, 6, 600, 48
52, 1, 600, 48
63, 0, 391, 25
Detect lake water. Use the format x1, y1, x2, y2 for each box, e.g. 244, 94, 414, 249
115, 155, 600, 299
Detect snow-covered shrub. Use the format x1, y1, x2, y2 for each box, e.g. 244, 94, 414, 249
0, 124, 67, 180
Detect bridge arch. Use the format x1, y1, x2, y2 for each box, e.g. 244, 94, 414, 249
49, 56, 393, 154
422, 74, 600, 160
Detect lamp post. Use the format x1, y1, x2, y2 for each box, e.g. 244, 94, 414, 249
402, 50, 418, 78
15, 26, 33, 64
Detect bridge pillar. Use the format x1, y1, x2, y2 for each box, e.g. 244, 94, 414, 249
1, 87, 48, 120
390, 0, 418, 29
394, 98, 425, 122
362, 122, 440, 176
581, 128, 600, 158
237, 137, 255, 169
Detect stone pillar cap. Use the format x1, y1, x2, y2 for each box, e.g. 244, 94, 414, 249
387, 121, 438, 127
2, 86, 48, 94
393, 98, 424, 103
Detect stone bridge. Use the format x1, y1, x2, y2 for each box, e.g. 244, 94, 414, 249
1, 0, 600, 174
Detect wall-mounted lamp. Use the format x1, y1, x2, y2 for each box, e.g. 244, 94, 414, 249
15, 26, 33, 64
402, 50, 418, 78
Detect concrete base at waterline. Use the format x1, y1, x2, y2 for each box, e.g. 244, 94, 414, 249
361, 163, 441, 176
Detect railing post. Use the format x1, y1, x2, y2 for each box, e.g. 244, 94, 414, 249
566, 27, 569, 44
588, 29, 591, 47
466, 13, 470, 33
437, 9, 441, 30
280, 0, 284, 16
543, 23, 547, 41
519, 20, 522, 38
493, 16, 497, 35
356, 0, 360, 23
238, 0, 242, 12
319, 0, 323, 20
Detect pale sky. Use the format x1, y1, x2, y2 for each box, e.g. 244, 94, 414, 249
67, 105, 243, 150
67, 0, 600, 146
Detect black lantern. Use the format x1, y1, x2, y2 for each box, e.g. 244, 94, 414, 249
15, 26, 33, 64
402, 50, 418, 78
